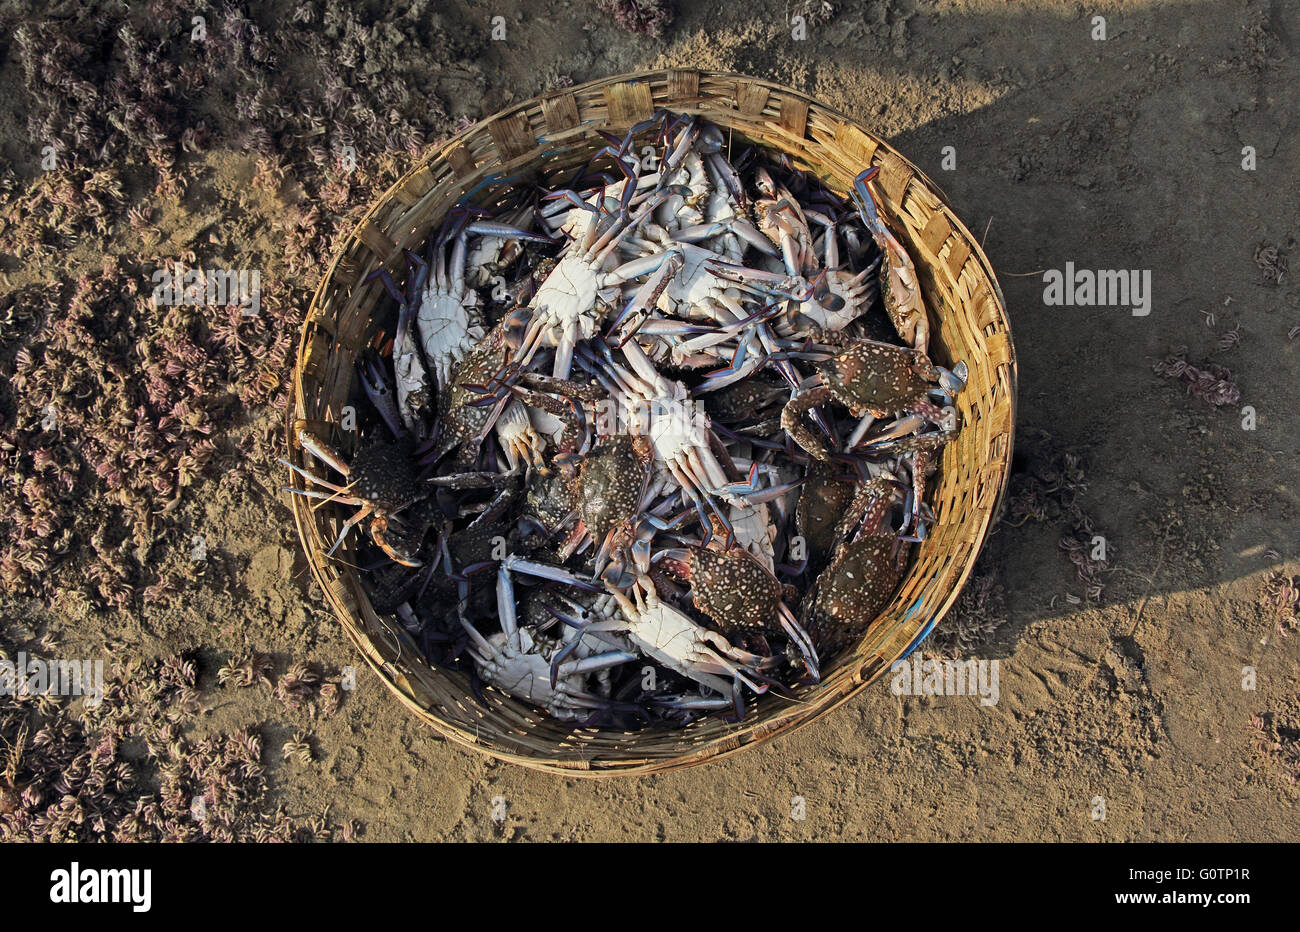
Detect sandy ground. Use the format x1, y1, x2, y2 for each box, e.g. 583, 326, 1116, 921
1, 0, 1297, 841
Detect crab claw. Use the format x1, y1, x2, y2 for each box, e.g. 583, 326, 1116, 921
853, 414, 925, 451
550, 638, 637, 690
591, 527, 623, 582
850, 166, 885, 230
464, 220, 556, 245
363, 267, 407, 306
696, 330, 766, 392
606, 250, 683, 347
403, 249, 431, 300
541, 188, 601, 217
938, 361, 968, 394
503, 555, 603, 593
724, 476, 803, 506
358, 358, 406, 440
294, 425, 351, 476
776, 602, 820, 684
372, 516, 424, 568
651, 693, 733, 711
716, 463, 803, 506
501, 307, 532, 353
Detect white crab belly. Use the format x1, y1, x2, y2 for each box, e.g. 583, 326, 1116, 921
728, 501, 776, 570
476, 637, 584, 719
626, 605, 732, 695
798, 292, 861, 333
418, 292, 482, 387
531, 255, 605, 343
646, 402, 726, 495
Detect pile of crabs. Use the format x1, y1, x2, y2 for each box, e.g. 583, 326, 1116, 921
286, 111, 967, 727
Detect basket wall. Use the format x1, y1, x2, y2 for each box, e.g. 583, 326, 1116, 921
287, 69, 1017, 776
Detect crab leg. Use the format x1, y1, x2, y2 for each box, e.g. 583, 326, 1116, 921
653, 693, 733, 711
659, 119, 699, 180
775, 602, 821, 682
632, 317, 715, 337
606, 250, 684, 346
704, 151, 746, 207
781, 384, 837, 461
358, 359, 406, 440
463, 219, 554, 245
696, 330, 768, 392
540, 188, 601, 221
618, 338, 671, 393
557, 650, 638, 678
280, 457, 351, 494
844, 413, 877, 451
670, 219, 775, 257
424, 470, 508, 488
325, 503, 374, 557
457, 615, 496, 656
282, 486, 344, 503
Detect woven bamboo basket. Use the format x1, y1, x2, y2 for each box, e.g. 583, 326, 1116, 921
287, 69, 1016, 776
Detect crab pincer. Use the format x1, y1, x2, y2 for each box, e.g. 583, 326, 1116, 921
850, 166, 930, 355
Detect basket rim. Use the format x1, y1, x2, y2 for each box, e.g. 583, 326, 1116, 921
299, 68, 1008, 327
287, 67, 1017, 777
